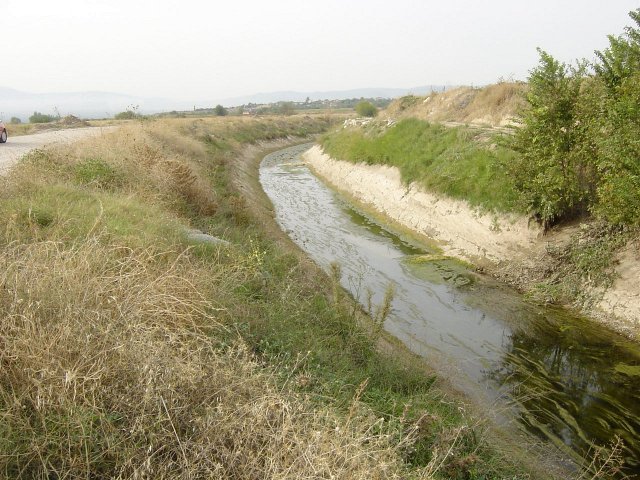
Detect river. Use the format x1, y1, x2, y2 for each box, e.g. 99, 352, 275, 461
259, 143, 640, 476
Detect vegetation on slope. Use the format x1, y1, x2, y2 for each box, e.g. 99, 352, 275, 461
0, 116, 542, 478
509, 8, 640, 227
317, 9, 640, 330
384, 82, 526, 127
321, 118, 521, 213
325, 9, 640, 232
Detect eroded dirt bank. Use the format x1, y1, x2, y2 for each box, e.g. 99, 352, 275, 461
303, 145, 640, 339
304, 145, 542, 264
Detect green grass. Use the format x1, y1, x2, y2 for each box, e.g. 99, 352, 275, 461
0, 183, 184, 248
321, 118, 522, 213
74, 157, 125, 189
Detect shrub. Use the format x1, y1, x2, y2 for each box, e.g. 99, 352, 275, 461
114, 110, 138, 120
214, 104, 228, 116
509, 8, 640, 227
397, 95, 420, 111
508, 49, 589, 226
589, 10, 640, 225
29, 111, 56, 123
278, 102, 295, 116
74, 158, 125, 189
355, 100, 378, 117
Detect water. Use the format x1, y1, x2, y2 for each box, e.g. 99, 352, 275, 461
260, 144, 640, 476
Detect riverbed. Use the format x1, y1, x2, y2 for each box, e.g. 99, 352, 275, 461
259, 144, 640, 476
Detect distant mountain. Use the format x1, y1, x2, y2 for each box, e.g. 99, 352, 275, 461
0, 87, 187, 121
0, 85, 455, 121
216, 86, 452, 107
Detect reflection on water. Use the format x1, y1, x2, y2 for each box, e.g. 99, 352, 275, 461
260, 144, 640, 476
489, 314, 640, 470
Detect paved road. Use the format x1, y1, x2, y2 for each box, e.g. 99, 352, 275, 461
0, 127, 115, 174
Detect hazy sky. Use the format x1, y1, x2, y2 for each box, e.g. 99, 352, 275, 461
2, 0, 638, 100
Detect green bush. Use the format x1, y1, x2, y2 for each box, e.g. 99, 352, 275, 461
74, 158, 125, 190
114, 110, 138, 120
278, 102, 295, 116
590, 17, 640, 225
355, 100, 378, 117
214, 104, 228, 116
9, 117, 22, 124
508, 50, 589, 226
29, 112, 56, 123
509, 8, 640, 227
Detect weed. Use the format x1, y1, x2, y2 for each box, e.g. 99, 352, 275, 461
366, 283, 395, 341
577, 436, 626, 479
526, 222, 631, 308
74, 157, 124, 189
525, 281, 564, 305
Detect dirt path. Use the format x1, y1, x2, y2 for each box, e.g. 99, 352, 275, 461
0, 127, 115, 174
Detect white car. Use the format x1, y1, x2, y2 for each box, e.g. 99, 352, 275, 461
0, 121, 7, 143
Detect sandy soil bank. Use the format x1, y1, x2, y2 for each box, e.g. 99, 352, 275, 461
597, 242, 640, 333
303, 145, 542, 265
303, 145, 640, 338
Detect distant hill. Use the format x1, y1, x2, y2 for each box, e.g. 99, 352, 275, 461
0, 87, 185, 121
0, 85, 455, 121
215, 86, 453, 106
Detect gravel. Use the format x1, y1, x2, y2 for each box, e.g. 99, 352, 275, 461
0, 127, 115, 175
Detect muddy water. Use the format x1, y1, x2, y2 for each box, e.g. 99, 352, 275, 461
260, 144, 640, 476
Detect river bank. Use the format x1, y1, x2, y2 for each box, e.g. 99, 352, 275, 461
303, 145, 640, 340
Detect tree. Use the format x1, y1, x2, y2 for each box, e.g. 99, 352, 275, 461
594, 9, 640, 92
507, 9, 640, 227
9, 117, 21, 124
355, 101, 377, 117
214, 104, 228, 116
589, 8, 640, 224
508, 49, 588, 226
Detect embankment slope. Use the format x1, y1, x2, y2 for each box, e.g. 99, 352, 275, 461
384, 82, 526, 127
304, 145, 540, 265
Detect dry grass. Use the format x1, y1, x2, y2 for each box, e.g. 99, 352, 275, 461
384, 82, 527, 127
5, 122, 219, 219
0, 237, 419, 479
0, 117, 441, 479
